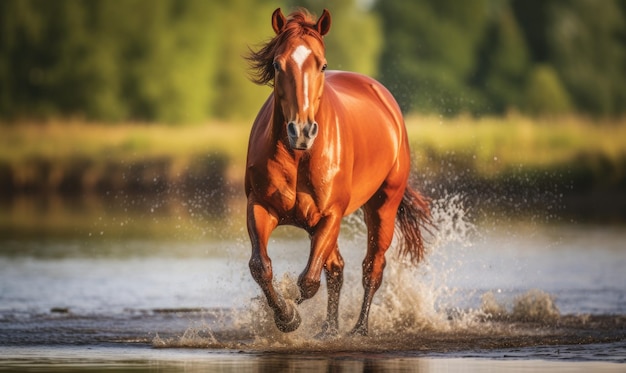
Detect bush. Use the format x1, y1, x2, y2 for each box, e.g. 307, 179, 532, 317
523, 65, 572, 116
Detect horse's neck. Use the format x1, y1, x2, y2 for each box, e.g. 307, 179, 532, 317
269, 101, 287, 145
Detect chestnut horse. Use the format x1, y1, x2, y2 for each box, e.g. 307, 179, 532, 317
245, 8, 431, 336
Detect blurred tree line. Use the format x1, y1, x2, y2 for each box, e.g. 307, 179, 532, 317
377, 0, 626, 117
1, 0, 625, 123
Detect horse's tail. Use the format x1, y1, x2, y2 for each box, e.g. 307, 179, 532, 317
395, 186, 433, 265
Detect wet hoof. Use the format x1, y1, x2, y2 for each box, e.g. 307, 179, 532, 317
349, 325, 368, 337
314, 322, 339, 340
274, 302, 301, 333
297, 277, 320, 301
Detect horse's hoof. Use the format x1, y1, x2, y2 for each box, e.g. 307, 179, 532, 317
274, 302, 301, 333
297, 277, 320, 301
349, 325, 368, 337
314, 322, 339, 340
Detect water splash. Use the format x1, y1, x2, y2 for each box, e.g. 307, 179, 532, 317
155, 194, 565, 350
481, 289, 560, 323
153, 320, 219, 348
366, 193, 478, 333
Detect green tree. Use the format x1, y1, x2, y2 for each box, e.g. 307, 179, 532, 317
0, 0, 94, 119
86, 0, 227, 123
376, 0, 489, 115
472, 2, 531, 114
523, 64, 572, 116
212, 0, 285, 120
513, 0, 626, 117
548, 0, 626, 116
0, 0, 290, 123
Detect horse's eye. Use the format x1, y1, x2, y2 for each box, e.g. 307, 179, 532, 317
273, 61, 281, 71
321, 63, 328, 72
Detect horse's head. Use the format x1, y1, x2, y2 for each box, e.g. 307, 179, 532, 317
268, 9, 331, 150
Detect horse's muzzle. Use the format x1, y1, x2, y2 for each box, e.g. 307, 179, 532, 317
287, 121, 318, 150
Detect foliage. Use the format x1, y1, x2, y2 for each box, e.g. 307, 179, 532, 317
0, 0, 625, 121
0, 0, 280, 122
378, 0, 626, 117
523, 65, 572, 116
472, 3, 531, 114
376, 0, 489, 115
512, 0, 626, 117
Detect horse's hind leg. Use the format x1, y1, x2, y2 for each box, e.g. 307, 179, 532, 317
247, 199, 301, 332
351, 187, 404, 336
318, 247, 344, 337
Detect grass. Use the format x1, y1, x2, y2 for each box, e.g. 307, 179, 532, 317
1, 115, 625, 191
405, 114, 626, 178
0, 120, 251, 183
1, 115, 625, 239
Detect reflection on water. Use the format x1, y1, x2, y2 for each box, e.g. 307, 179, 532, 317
0, 194, 625, 370
2, 345, 625, 373
0, 192, 237, 243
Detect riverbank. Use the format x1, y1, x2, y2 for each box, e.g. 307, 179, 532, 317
406, 115, 626, 222
1, 115, 625, 223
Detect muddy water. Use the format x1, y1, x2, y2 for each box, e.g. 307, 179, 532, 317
0, 196, 625, 371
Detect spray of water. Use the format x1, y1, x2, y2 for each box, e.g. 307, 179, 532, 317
154, 193, 562, 350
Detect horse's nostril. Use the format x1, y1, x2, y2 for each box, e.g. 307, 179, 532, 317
287, 122, 299, 137
309, 122, 318, 137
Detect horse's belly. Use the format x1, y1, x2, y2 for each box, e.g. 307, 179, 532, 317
344, 140, 404, 215
344, 173, 390, 215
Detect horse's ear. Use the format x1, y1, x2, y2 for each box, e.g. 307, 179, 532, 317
272, 8, 286, 34
316, 9, 331, 36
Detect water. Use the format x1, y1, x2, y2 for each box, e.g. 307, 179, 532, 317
0, 196, 625, 371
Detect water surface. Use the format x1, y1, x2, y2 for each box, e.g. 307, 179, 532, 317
1, 197, 625, 371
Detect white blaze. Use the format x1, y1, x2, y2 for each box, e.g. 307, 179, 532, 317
291, 45, 312, 113
291, 45, 311, 70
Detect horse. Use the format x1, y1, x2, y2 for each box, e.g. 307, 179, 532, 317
244, 8, 431, 337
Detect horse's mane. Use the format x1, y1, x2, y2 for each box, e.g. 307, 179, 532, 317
246, 9, 325, 87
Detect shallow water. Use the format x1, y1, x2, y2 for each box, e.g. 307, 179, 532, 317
0, 197, 625, 371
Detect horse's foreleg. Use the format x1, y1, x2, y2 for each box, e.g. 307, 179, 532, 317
247, 200, 301, 333
290, 215, 342, 336
297, 214, 342, 302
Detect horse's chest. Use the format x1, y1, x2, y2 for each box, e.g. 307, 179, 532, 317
252, 162, 328, 227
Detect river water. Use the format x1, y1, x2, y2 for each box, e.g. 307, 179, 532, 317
0, 195, 625, 371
